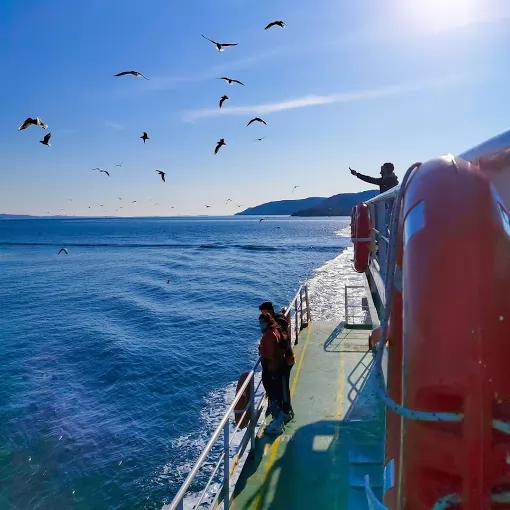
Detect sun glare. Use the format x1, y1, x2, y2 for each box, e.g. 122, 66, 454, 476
401, 0, 481, 31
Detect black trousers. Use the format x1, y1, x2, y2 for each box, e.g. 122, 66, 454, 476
280, 365, 293, 414
261, 362, 281, 406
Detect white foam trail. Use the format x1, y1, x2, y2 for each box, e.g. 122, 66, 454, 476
307, 225, 366, 323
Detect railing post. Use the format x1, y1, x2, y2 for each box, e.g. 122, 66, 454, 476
305, 285, 311, 323
223, 421, 230, 510
299, 287, 304, 329
376, 201, 388, 281
249, 376, 256, 455
344, 285, 348, 324
294, 297, 299, 345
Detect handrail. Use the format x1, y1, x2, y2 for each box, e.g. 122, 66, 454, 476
167, 284, 311, 510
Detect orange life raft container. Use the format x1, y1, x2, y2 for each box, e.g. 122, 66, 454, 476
383, 155, 510, 509
351, 202, 371, 273
233, 372, 252, 429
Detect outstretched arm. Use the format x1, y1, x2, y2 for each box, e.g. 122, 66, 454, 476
350, 167, 382, 185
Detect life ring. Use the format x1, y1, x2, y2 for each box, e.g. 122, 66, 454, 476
234, 372, 252, 429
351, 202, 371, 273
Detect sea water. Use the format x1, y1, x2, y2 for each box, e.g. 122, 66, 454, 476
0, 216, 360, 509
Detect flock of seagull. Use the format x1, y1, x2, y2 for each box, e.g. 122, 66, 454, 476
16, 20, 300, 253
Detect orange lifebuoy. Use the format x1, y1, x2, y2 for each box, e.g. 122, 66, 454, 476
234, 372, 252, 429
351, 202, 371, 273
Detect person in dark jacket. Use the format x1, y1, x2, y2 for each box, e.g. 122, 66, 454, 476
259, 302, 295, 423
349, 162, 399, 194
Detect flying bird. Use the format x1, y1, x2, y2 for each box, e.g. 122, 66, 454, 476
92, 168, 110, 177
140, 132, 149, 143
219, 95, 229, 108
259, 219, 265, 223
58, 248, 68, 255
132, 201, 137, 203
254, 137, 266, 142
117, 197, 123, 200
156, 170, 166, 182
114, 70, 149, 80
116, 162, 123, 167
40, 133, 51, 147
292, 185, 299, 193
215, 139, 226, 154
247, 117, 267, 127
201, 35, 238, 52
226, 198, 232, 202
237, 204, 243, 208
218, 77, 244, 86
205, 205, 212, 208
154, 203, 160, 206
18, 117, 48, 131
264, 21, 287, 30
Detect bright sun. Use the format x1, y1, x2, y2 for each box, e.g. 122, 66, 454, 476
401, 0, 481, 31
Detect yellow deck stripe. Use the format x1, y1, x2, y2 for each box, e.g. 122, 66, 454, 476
252, 323, 313, 510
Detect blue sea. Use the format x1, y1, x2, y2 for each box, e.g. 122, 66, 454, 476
0, 216, 352, 510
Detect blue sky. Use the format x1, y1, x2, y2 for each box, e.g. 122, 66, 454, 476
1, 0, 509, 216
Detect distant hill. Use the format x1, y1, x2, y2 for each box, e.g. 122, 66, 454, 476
291, 190, 379, 217
0, 213, 37, 219
236, 197, 327, 216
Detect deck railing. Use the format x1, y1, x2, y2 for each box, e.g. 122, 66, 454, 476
363, 187, 400, 321
167, 285, 311, 510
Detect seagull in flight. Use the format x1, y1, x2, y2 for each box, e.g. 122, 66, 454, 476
205, 205, 212, 208
18, 117, 48, 131
247, 117, 266, 127
226, 198, 232, 202
218, 77, 244, 86
140, 132, 149, 143
117, 197, 123, 200
237, 204, 243, 208
264, 21, 287, 30
254, 137, 266, 142
156, 170, 166, 182
116, 162, 123, 167
215, 139, 226, 154
58, 248, 68, 255
93, 168, 110, 177
292, 185, 299, 193
40, 133, 51, 147
132, 201, 137, 203
201, 35, 238, 52
114, 70, 149, 80
219, 95, 229, 108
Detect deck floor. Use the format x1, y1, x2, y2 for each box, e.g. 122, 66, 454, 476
230, 321, 386, 510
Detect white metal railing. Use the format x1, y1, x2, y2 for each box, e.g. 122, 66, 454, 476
168, 285, 311, 510
344, 285, 370, 326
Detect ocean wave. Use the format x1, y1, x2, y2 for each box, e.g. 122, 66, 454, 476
0, 241, 344, 253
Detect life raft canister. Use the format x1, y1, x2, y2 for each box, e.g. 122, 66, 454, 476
233, 372, 252, 429
351, 202, 371, 273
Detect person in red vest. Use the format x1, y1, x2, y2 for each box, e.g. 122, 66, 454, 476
258, 311, 286, 435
